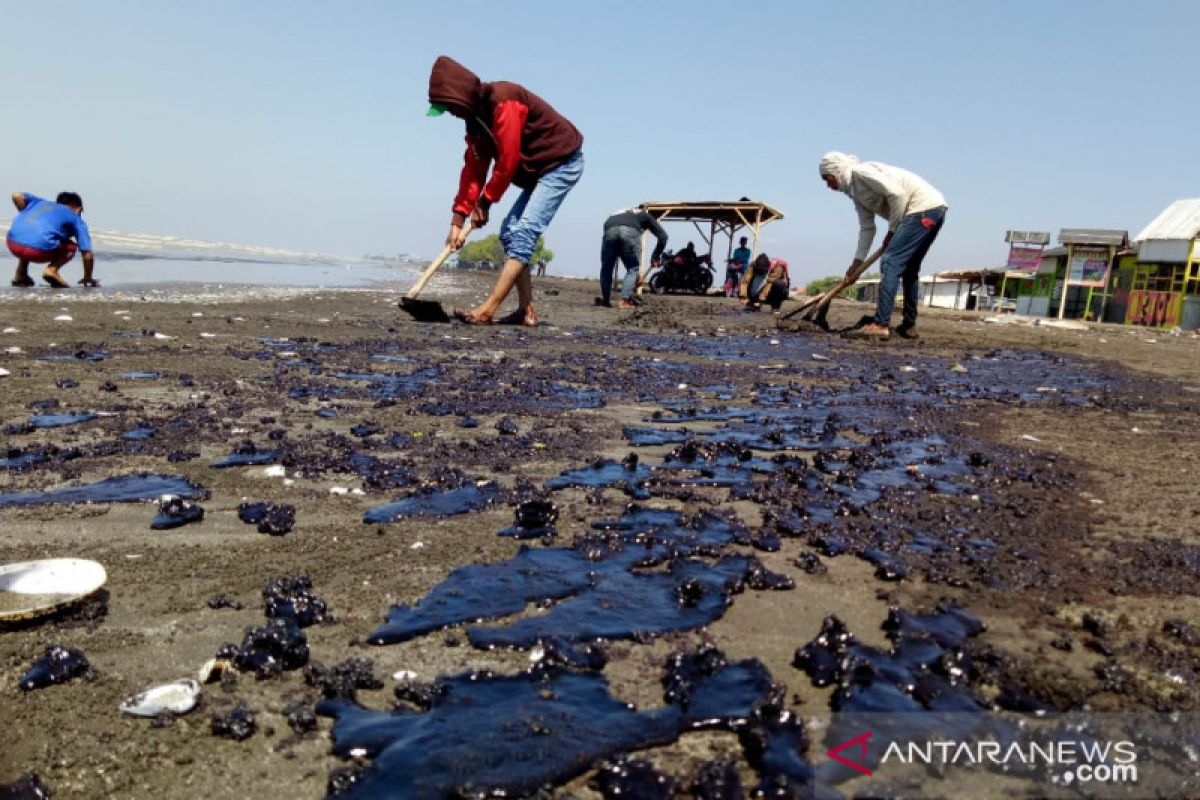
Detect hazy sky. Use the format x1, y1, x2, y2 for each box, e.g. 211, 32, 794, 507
5, 1, 1198, 283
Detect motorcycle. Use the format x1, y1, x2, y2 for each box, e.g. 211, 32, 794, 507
644, 248, 714, 295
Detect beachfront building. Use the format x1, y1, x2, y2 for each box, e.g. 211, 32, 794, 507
1006, 229, 1128, 321
853, 269, 1008, 312
1110, 199, 1200, 328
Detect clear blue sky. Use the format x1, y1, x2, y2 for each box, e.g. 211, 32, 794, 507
5, 1, 1198, 284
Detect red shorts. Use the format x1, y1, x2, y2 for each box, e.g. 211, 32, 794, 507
7, 237, 77, 265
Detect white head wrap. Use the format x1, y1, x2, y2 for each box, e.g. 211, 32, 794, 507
819, 151, 859, 193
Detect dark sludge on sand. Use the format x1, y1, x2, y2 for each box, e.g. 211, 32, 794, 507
5, 303, 1199, 798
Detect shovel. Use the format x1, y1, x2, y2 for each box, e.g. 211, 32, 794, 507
778, 245, 884, 329
398, 221, 474, 323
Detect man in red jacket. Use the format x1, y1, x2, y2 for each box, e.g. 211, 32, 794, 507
428, 56, 584, 326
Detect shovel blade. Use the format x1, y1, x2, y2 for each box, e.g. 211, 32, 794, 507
399, 297, 452, 323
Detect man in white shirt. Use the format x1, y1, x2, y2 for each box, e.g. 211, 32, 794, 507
819, 152, 947, 339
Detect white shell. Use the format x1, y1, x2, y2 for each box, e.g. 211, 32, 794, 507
198, 657, 232, 684
0, 558, 107, 621
120, 679, 200, 717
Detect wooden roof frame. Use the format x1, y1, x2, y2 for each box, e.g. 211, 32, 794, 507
636, 200, 785, 278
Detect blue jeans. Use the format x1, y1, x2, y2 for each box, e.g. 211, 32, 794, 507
875, 206, 946, 328
499, 150, 584, 265
599, 226, 641, 302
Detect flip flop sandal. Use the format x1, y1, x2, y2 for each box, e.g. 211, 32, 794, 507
452, 308, 491, 325
496, 310, 538, 327
79, 278, 101, 288
42, 273, 70, 289
10, 277, 35, 287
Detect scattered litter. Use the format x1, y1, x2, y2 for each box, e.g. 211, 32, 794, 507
19, 645, 93, 691
114, 310, 130, 315
410, 542, 425, 550
392, 669, 418, 681
263, 465, 287, 477
4, 346, 21, 354
810, 353, 830, 362
769, 339, 780, 345
1021, 434, 1042, 442
200, 332, 216, 339
153, 332, 174, 340
949, 364, 968, 373
1035, 387, 1058, 393
198, 658, 232, 684
53, 315, 73, 322
0, 558, 107, 622
677, 383, 688, 390
192, 312, 204, 317
0, 368, 9, 378
899, 365, 917, 372
2, 327, 18, 334
120, 679, 200, 717
330, 487, 350, 495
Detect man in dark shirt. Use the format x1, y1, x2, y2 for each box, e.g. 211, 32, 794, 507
597, 205, 668, 309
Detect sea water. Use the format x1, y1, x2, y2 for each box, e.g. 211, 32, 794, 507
0, 226, 426, 291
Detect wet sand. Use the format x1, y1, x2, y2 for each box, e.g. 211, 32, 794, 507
1, 272, 1199, 797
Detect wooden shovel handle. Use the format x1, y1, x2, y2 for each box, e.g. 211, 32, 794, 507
779, 246, 885, 320
407, 221, 474, 300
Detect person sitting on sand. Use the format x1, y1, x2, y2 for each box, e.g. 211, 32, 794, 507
739, 253, 790, 312
428, 55, 584, 326
7, 191, 98, 288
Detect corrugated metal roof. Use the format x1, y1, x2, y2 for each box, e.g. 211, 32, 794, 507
1058, 229, 1128, 246
1133, 198, 1200, 242
1005, 230, 1051, 245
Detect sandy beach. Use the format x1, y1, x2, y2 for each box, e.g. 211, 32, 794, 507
2, 272, 1199, 798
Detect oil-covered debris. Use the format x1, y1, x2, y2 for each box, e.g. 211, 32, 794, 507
210, 702, 257, 741
207, 594, 246, 610
218, 618, 309, 679
263, 575, 330, 627
0, 772, 51, 799
304, 658, 383, 701
236, 501, 295, 535
18, 645, 94, 691
498, 498, 558, 539
589, 757, 675, 800
150, 496, 205, 530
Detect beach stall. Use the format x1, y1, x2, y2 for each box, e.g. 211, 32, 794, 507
1000, 231, 1050, 314
1011, 230, 1127, 320
639, 199, 785, 269
1119, 199, 1200, 328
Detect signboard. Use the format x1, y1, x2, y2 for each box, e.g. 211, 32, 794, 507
1067, 247, 1111, 287
1006, 245, 1043, 272
1125, 290, 1182, 327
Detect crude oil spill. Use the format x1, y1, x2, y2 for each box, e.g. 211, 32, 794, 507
623, 426, 692, 447
38, 350, 108, 362
363, 480, 502, 523
467, 556, 754, 649
122, 423, 157, 441
371, 505, 764, 647
0, 473, 205, 508
545, 458, 652, 499
211, 442, 282, 468
19, 645, 93, 691
590, 758, 675, 799
120, 371, 162, 380
23, 411, 98, 430
368, 547, 600, 644
497, 499, 558, 539
150, 497, 205, 530
318, 648, 796, 799
304, 658, 383, 702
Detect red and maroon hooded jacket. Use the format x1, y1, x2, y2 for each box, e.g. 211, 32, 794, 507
428, 56, 583, 224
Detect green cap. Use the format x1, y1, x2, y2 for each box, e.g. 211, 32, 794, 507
426, 103, 447, 117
